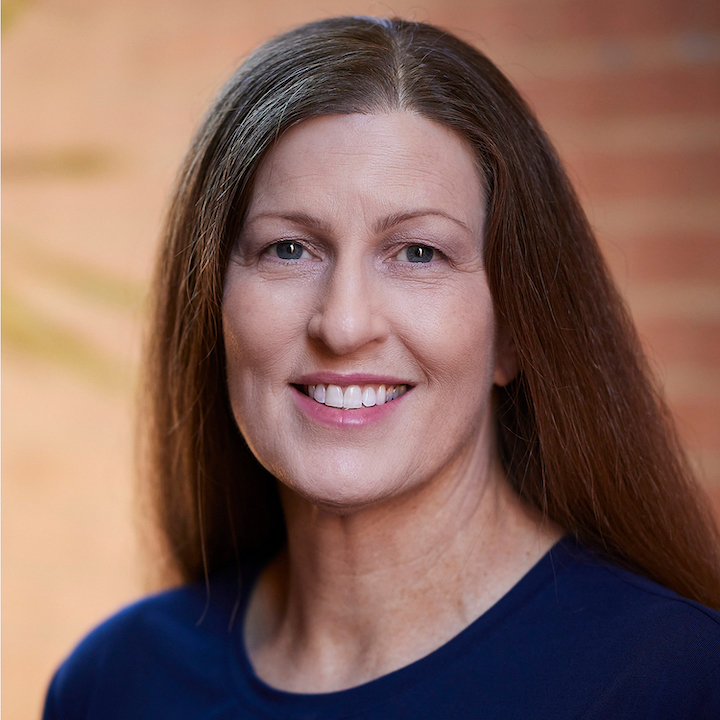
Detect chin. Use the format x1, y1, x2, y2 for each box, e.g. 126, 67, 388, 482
278, 464, 408, 515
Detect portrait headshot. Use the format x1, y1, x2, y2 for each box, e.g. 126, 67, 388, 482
3, 2, 719, 719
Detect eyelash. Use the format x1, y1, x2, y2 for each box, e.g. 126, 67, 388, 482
393, 244, 436, 264
266, 241, 314, 261
265, 241, 440, 264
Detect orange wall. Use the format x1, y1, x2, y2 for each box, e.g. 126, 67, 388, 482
3, 2, 719, 719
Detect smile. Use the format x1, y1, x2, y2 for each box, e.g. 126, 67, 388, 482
300, 384, 410, 409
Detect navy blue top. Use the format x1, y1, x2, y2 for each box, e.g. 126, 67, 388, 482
43, 538, 720, 719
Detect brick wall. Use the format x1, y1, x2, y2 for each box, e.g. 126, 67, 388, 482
485, 0, 720, 513
438, 0, 720, 516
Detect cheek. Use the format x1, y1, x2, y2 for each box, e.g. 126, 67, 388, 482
401, 279, 496, 384
222, 291, 266, 376
222, 273, 321, 461
222, 278, 303, 450
222, 274, 307, 378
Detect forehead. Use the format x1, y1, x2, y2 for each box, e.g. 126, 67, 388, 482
247, 112, 486, 230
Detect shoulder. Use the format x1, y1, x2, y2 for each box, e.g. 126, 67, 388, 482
539, 540, 720, 718
549, 539, 720, 634
43, 569, 243, 720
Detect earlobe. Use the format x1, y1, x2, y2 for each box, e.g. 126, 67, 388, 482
493, 323, 519, 387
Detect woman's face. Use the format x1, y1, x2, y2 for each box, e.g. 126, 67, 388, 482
223, 112, 515, 510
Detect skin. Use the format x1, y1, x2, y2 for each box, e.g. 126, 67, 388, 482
222, 112, 561, 693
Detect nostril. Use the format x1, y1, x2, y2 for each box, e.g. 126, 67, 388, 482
307, 283, 388, 356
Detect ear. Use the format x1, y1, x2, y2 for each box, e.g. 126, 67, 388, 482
493, 319, 519, 387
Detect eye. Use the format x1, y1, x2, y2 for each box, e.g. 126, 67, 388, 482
395, 244, 435, 263
272, 241, 311, 260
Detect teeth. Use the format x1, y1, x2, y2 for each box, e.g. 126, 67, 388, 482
343, 385, 362, 409
304, 383, 408, 409
362, 386, 376, 407
325, 384, 343, 408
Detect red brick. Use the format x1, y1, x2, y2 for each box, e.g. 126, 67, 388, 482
564, 150, 720, 200
705, 484, 720, 529
601, 233, 720, 282
559, 0, 720, 39
442, 0, 720, 43
521, 65, 720, 120
670, 396, 720, 450
637, 317, 720, 368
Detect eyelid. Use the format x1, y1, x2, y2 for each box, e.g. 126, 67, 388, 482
392, 243, 439, 262
265, 239, 316, 260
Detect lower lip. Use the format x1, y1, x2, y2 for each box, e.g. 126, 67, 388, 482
291, 386, 409, 427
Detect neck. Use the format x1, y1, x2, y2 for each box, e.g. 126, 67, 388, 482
244, 448, 561, 693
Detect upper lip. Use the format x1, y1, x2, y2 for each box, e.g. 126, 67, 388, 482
293, 372, 412, 386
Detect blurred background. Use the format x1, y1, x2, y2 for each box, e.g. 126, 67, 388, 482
3, 0, 719, 717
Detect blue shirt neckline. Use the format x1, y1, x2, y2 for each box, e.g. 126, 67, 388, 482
227, 535, 580, 717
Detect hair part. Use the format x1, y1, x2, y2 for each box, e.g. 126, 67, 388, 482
144, 16, 720, 607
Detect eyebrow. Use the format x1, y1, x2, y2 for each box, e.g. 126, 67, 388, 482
373, 210, 471, 235
244, 210, 472, 235
244, 212, 333, 234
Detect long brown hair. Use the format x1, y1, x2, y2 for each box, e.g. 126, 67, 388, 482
145, 16, 720, 607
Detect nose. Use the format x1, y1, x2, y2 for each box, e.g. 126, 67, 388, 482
307, 257, 388, 355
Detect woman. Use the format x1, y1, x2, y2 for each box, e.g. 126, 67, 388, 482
44, 16, 720, 719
